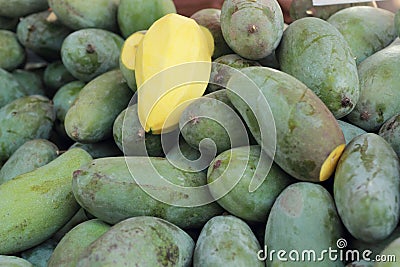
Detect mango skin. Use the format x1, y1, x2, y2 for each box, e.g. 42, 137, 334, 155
379, 114, 400, 157
0, 256, 33, 267
374, 238, 400, 267
396, 10, 400, 37
334, 133, 400, 243
0, 95, 55, 162
277, 17, 359, 118
12, 69, 45, 96
48, 0, 119, 31
53, 80, 85, 122
227, 66, 345, 182
0, 148, 92, 254
337, 120, 367, 145
0, 0, 48, 18
61, 28, 124, 82
72, 157, 223, 229
76, 216, 194, 267
65, 69, 133, 143
43, 61, 76, 96
0, 30, 25, 71
0, 68, 27, 108
194, 215, 263, 267
20, 239, 57, 267
0, 139, 59, 184
265, 182, 344, 266
346, 45, 400, 132
48, 219, 110, 267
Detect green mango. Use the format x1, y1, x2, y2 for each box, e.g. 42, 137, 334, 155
53, 80, 85, 122
0, 0, 48, 18
379, 114, 400, 157
396, 10, 400, 37
337, 120, 367, 145
165, 137, 203, 173
0, 148, 92, 254
0, 256, 33, 267
374, 238, 400, 267
69, 139, 122, 159
12, 69, 45, 96
52, 208, 92, 242
20, 239, 58, 267
43, 61, 76, 96
0, 30, 25, 71
0, 68, 27, 108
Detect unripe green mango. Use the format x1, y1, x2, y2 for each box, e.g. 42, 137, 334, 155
265, 182, 344, 266
0, 256, 33, 267
61, 29, 124, 82
0, 139, 59, 184
374, 238, 400, 267
221, 0, 284, 60
396, 10, 400, 37
72, 157, 223, 228
346, 45, 400, 132
12, 69, 45, 96
43, 61, 76, 96
165, 138, 203, 172
48, 219, 110, 267
69, 139, 122, 159
379, 114, 400, 157
65, 69, 132, 143
0, 95, 55, 162
337, 120, 367, 145
194, 215, 263, 267
0, 68, 27, 108
52, 208, 92, 242
0, 30, 25, 71
76, 216, 194, 267
277, 17, 359, 118
334, 133, 400, 243
48, 0, 119, 31
53, 80, 85, 122
20, 239, 57, 267
0, 148, 92, 254
0, 0, 48, 18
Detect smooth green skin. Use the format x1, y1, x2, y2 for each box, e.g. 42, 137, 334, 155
0, 256, 33, 267
76, 216, 193, 267
207, 146, 294, 223
52, 208, 92, 242
379, 114, 400, 158
61, 29, 124, 82
65, 69, 132, 143
48, 219, 110, 267
117, 0, 176, 38
119, 55, 137, 92
396, 10, 400, 38
12, 69, 45, 96
0, 0, 47, 18
53, 80, 85, 122
337, 120, 367, 145
113, 104, 163, 157
328, 6, 396, 65
374, 238, 400, 267
334, 133, 400, 243
0, 95, 55, 162
49, 0, 119, 31
265, 182, 344, 266
0, 139, 59, 184
21, 239, 57, 267
227, 66, 345, 182
0, 30, 25, 71
17, 11, 72, 61
191, 8, 233, 59
346, 45, 400, 132
44, 61, 76, 94
0, 148, 92, 254
0, 16, 18, 31
72, 157, 223, 229
277, 17, 359, 119
221, 0, 284, 60
69, 139, 122, 159
194, 215, 263, 267
0, 68, 27, 108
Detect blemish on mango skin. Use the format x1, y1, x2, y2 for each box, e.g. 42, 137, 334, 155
279, 187, 303, 217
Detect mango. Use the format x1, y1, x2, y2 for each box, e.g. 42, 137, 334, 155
0, 0, 48, 18
220, 0, 284, 60
48, 219, 110, 267
0, 148, 92, 254
0, 95, 55, 162
334, 133, 400, 243
117, 0, 176, 38
346, 45, 400, 132
43, 61, 76, 96
0, 30, 25, 71
76, 216, 194, 267
12, 69, 45, 96
374, 238, 400, 267
69, 139, 122, 159
72, 156, 223, 229
61, 28, 124, 82
65, 69, 132, 143
20, 239, 57, 267
0, 256, 33, 267
337, 120, 367, 145
227, 66, 345, 182
17, 11, 72, 61
165, 137, 203, 172
0, 139, 59, 184
53, 81, 85, 122
194, 215, 263, 267
48, 0, 119, 31
264, 182, 344, 266
52, 208, 93, 242
0, 68, 27, 108
396, 10, 400, 37
277, 17, 359, 118
379, 114, 400, 157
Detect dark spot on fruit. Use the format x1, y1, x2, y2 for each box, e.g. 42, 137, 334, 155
86, 44, 96, 54
11, 111, 17, 116
341, 96, 352, 108
248, 24, 258, 34
214, 159, 222, 169
27, 24, 35, 32
73, 169, 82, 178
360, 110, 371, 121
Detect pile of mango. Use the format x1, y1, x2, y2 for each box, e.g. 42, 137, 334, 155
0, 0, 400, 266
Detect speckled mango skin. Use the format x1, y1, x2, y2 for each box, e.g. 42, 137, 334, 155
61, 29, 124, 82
227, 66, 345, 182
0, 256, 33, 267
220, 0, 284, 60
337, 120, 367, 145
0, 139, 59, 184
12, 69, 45, 96
72, 157, 223, 229
346, 45, 400, 132
0, 148, 92, 254
328, 7, 396, 65
0, 30, 25, 71
194, 215, 263, 267
76, 216, 194, 267
207, 146, 294, 222
0, 95, 55, 162
65, 69, 132, 143
277, 17, 359, 118
379, 114, 400, 157
334, 133, 400, 243
0, 0, 48, 18
265, 182, 344, 266
53, 81, 85, 122
48, 219, 110, 267
0, 68, 26, 108
374, 237, 400, 267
